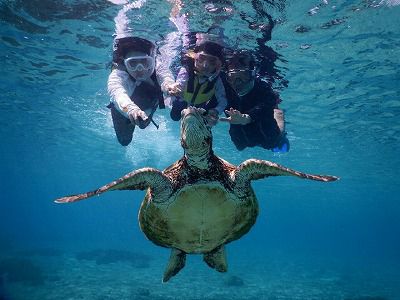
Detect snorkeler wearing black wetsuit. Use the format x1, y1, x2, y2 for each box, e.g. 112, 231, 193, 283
221, 50, 289, 152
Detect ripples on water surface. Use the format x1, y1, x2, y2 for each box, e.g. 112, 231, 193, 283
0, 1, 399, 299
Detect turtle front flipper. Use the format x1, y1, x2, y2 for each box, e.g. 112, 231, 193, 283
162, 248, 186, 283
234, 159, 339, 185
55, 168, 172, 204
203, 245, 227, 273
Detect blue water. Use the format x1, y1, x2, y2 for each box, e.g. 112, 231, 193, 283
1, 0, 400, 299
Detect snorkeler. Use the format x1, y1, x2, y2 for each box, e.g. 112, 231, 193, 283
107, 35, 165, 146
221, 50, 289, 152
162, 35, 229, 127
157, 4, 231, 127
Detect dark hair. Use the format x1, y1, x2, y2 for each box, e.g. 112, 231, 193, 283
112, 37, 155, 64
226, 50, 256, 70
194, 42, 224, 62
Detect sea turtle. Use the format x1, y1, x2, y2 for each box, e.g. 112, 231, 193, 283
55, 107, 338, 282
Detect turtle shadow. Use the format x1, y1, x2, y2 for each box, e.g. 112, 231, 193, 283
223, 274, 245, 287
75, 249, 152, 268
0, 257, 46, 286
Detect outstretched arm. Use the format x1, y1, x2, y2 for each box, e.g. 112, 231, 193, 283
55, 168, 172, 204
234, 159, 339, 184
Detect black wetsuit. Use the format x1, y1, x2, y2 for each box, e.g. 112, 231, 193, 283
226, 78, 282, 151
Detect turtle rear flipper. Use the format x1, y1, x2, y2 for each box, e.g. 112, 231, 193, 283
163, 248, 186, 283
203, 245, 227, 272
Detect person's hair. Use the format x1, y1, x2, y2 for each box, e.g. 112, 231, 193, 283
112, 37, 155, 64
194, 41, 224, 62
226, 50, 256, 70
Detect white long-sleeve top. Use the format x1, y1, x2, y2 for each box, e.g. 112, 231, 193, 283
107, 68, 141, 118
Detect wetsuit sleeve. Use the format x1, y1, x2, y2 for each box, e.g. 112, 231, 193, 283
246, 103, 268, 121
213, 77, 228, 114
107, 68, 139, 118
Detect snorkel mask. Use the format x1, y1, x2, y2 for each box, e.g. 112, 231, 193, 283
124, 53, 155, 81
226, 50, 256, 96
194, 45, 224, 80
113, 36, 156, 80
124, 55, 154, 75
194, 52, 222, 80
227, 69, 255, 96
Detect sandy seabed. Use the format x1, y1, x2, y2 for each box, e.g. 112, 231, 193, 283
1, 246, 399, 300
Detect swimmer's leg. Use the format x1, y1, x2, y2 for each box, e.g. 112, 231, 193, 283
110, 104, 135, 146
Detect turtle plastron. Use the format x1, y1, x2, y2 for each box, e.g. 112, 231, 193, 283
55, 107, 339, 283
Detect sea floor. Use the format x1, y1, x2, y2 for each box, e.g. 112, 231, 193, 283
1, 245, 399, 300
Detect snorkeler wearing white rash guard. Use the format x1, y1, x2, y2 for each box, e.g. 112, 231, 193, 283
108, 36, 165, 146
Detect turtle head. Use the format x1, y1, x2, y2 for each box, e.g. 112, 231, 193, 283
180, 107, 212, 157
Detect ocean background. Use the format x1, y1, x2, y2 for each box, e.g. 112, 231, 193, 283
1, 0, 399, 299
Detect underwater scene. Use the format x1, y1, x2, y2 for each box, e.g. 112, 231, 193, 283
0, 0, 399, 299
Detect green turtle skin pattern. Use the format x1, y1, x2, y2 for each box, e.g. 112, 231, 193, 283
138, 155, 259, 254
55, 107, 338, 281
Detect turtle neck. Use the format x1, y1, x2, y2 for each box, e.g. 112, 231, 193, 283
184, 148, 213, 170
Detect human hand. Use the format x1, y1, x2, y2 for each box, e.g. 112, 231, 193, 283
205, 109, 219, 126
220, 108, 251, 125
128, 109, 150, 129
166, 82, 182, 96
